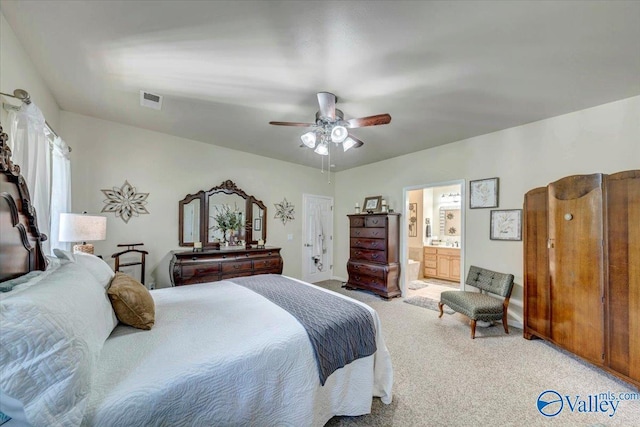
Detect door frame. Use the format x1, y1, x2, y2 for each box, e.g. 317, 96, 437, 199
401, 179, 466, 296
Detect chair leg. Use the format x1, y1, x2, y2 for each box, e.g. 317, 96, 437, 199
503, 310, 509, 334
470, 319, 477, 339
438, 302, 444, 318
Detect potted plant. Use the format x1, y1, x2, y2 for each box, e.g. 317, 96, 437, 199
210, 204, 243, 245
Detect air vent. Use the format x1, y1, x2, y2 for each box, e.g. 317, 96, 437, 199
139, 90, 163, 110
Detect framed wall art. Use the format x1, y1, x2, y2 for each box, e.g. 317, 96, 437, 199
470, 177, 499, 209
363, 196, 382, 213
490, 209, 522, 241
408, 203, 417, 237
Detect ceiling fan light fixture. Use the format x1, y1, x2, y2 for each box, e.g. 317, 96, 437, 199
300, 131, 317, 148
342, 136, 357, 152
330, 125, 348, 143
314, 142, 329, 156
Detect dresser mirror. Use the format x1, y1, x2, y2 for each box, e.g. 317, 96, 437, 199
178, 180, 267, 248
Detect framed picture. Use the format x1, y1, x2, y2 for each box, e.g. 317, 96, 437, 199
253, 217, 262, 231
408, 203, 417, 237
490, 209, 522, 241
470, 177, 499, 209
363, 196, 382, 213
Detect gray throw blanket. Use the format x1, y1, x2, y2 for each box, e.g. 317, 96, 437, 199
229, 275, 377, 385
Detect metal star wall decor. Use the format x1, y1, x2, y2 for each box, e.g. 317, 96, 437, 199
274, 198, 295, 225
101, 180, 149, 223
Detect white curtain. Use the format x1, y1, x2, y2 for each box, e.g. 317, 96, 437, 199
50, 135, 72, 252
8, 103, 52, 254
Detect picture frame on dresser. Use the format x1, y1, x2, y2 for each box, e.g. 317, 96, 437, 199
490, 209, 522, 241
363, 196, 382, 213
469, 177, 499, 209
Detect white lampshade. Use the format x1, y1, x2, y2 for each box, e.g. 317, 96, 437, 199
59, 213, 107, 254
342, 136, 357, 152
300, 131, 317, 148
314, 142, 329, 156
330, 125, 348, 143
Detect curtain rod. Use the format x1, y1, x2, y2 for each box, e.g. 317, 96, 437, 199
1, 88, 71, 152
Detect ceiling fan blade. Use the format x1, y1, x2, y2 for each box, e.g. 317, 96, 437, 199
317, 92, 336, 120
269, 121, 315, 127
348, 135, 365, 148
346, 113, 391, 128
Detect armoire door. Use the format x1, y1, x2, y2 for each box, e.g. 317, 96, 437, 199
548, 173, 605, 365
523, 187, 550, 340
606, 170, 640, 384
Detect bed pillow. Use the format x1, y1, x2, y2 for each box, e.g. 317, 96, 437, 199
107, 272, 155, 330
74, 252, 115, 288
0, 262, 117, 427
54, 249, 115, 288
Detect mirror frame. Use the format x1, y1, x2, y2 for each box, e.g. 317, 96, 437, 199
178, 180, 267, 248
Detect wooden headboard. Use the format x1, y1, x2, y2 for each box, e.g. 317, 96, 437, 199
0, 124, 48, 282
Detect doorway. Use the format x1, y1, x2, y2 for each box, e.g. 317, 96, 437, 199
402, 180, 465, 299
302, 194, 333, 283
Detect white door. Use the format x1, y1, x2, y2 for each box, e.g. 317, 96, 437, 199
302, 194, 333, 283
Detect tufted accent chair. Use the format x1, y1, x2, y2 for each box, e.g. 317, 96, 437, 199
438, 265, 515, 339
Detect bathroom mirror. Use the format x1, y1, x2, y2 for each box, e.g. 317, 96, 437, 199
440, 207, 461, 237
178, 180, 267, 248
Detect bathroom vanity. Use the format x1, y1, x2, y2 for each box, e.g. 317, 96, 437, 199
423, 246, 460, 282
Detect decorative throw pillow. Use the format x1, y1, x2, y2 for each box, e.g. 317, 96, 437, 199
107, 273, 155, 330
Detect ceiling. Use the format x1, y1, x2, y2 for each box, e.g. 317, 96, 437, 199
2, 1, 639, 171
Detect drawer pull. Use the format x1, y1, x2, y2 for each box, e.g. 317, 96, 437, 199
192, 257, 197, 261
371, 253, 379, 259
233, 265, 239, 269
354, 231, 361, 236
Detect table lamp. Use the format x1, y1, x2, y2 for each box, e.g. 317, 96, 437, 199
59, 212, 107, 254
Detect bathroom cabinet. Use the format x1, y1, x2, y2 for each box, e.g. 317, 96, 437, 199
423, 246, 460, 282
346, 213, 401, 299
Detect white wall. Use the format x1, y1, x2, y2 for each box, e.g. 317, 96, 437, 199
61, 112, 334, 287
0, 13, 60, 131
334, 95, 640, 324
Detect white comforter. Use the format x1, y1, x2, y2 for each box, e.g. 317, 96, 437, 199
82, 278, 393, 426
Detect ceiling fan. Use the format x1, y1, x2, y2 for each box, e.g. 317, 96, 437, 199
269, 92, 391, 155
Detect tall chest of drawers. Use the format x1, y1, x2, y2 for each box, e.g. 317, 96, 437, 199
346, 213, 400, 299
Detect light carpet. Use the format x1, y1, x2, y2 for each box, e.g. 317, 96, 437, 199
317, 280, 640, 427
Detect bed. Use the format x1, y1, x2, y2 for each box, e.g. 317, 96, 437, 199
0, 125, 393, 426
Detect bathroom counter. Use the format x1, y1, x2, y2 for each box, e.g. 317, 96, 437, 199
424, 244, 461, 249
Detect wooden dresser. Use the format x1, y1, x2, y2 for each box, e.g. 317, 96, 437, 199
423, 246, 460, 282
346, 213, 400, 299
170, 246, 283, 286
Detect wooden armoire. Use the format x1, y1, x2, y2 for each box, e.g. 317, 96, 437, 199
524, 170, 639, 388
